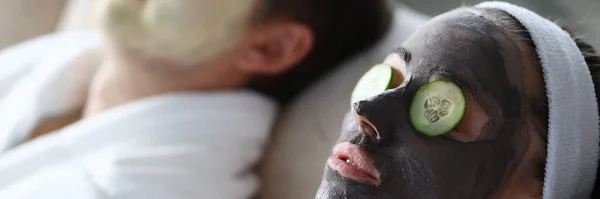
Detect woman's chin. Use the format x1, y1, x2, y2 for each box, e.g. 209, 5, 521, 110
316, 168, 379, 199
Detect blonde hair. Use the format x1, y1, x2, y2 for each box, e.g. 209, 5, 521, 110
96, 0, 256, 66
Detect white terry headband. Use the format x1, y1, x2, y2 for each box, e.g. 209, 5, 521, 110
475, 1, 600, 198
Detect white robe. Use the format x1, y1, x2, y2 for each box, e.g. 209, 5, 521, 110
0, 31, 277, 199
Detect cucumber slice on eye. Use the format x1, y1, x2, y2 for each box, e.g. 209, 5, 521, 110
351, 64, 394, 105
409, 80, 466, 137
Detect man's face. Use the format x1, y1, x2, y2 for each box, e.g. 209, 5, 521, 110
96, 0, 258, 65
317, 9, 544, 199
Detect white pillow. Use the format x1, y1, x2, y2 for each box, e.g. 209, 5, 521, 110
257, 4, 429, 199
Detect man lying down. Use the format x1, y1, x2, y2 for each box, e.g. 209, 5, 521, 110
317, 2, 600, 199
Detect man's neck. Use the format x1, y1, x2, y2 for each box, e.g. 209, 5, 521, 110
83, 52, 249, 117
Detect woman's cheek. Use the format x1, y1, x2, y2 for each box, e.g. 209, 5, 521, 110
448, 94, 490, 142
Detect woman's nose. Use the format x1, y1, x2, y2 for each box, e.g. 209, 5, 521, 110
351, 108, 380, 141
351, 87, 409, 142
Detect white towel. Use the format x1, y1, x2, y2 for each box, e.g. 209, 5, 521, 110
476, 2, 600, 198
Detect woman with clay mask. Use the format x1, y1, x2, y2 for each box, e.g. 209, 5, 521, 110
316, 2, 600, 199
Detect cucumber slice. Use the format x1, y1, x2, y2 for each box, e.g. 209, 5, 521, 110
409, 80, 466, 136
351, 64, 394, 105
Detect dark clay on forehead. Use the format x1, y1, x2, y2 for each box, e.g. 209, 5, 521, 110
318, 8, 533, 199
403, 8, 525, 118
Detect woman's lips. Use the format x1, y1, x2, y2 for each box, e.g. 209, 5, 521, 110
327, 142, 382, 186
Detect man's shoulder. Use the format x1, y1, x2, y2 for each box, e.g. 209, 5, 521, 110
0, 31, 103, 150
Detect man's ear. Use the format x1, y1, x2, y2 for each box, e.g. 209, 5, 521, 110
236, 21, 313, 75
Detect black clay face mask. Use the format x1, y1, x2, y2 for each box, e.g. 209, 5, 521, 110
317, 8, 534, 199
